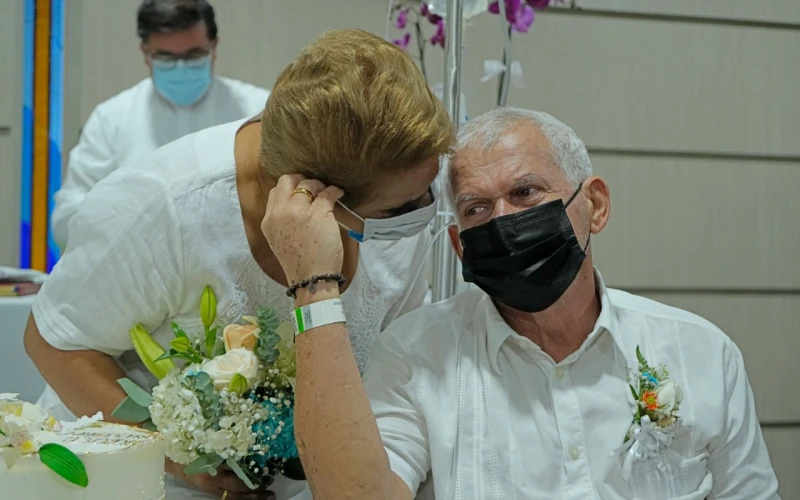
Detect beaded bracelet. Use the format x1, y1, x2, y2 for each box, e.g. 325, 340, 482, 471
286, 273, 347, 299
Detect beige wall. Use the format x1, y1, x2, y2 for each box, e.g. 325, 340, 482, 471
1, 0, 798, 494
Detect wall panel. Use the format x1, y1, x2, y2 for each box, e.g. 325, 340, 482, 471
0, 0, 22, 267
640, 293, 800, 423
762, 428, 800, 497
591, 156, 800, 290
563, 0, 800, 25
451, 13, 800, 156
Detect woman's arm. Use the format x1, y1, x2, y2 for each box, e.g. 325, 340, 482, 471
23, 314, 129, 421
293, 284, 412, 500
262, 175, 413, 500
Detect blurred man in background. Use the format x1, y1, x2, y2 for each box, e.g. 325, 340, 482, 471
51, 0, 270, 249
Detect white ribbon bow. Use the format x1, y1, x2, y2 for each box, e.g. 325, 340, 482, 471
481, 60, 525, 88
615, 416, 677, 481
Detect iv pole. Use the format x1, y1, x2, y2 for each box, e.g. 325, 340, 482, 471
430, 0, 464, 303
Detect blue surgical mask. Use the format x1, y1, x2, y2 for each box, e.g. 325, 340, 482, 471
151, 56, 212, 107
338, 190, 438, 242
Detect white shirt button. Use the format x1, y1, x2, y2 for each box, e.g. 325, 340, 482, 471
569, 446, 580, 460
554, 368, 565, 379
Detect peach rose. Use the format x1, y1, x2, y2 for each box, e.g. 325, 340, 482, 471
223, 324, 258, 352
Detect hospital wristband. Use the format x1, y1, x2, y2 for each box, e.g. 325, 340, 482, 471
292, 298, 347, 335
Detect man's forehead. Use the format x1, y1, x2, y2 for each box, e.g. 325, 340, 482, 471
450, 147, 556, 198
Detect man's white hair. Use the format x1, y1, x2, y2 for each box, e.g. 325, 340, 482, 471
446, 107, 592, 206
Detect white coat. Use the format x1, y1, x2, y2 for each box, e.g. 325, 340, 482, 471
51, 76, 270, 248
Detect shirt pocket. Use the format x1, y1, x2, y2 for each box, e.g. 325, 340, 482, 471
626, 450, 709, 499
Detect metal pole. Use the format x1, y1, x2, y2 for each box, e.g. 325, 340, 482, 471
496, 1, 512, 107
430, 0, 464, 303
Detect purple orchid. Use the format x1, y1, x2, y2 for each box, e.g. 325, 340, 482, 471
527, 0, 551, 7
420, 2, 443, 24
488, 0, 535, 33
431, 19, 446, 47
395, 7, 409, 29
393, 32, 411, 51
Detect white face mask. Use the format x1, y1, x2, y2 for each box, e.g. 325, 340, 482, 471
337, 190, 438, 242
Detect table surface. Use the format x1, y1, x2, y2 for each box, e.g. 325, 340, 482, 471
0, 294, 46, 402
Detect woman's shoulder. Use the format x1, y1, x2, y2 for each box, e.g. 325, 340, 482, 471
114, 120, 241, 202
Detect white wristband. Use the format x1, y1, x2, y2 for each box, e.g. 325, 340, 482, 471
292, 298, 346, 335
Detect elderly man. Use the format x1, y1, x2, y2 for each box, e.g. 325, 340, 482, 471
260, 107, 779, 499
51, 0, 269, 249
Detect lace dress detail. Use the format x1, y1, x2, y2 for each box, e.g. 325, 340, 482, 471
218, 256, 389, 373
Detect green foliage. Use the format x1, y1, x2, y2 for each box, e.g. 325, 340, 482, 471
205, 327, 218, 358
184, 453, 224, 476
226, 458, 257, 490
112, 396, 151, 423
256, 307, 281, 365
171, 322, 188, 339
184, 372, 221, 423
228, 373, 248, 396
39, 443, 89, 488
200, 286, 217, 330
117, 378, 153, 407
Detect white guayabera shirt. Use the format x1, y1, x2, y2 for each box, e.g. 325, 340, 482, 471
364, 271, 780, 500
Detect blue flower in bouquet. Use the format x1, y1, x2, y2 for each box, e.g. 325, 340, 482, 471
250, 395, 298, 461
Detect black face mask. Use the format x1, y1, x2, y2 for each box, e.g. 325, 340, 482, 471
460, 184, 590, 313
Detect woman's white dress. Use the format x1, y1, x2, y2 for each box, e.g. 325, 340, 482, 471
33, 119, 431, 499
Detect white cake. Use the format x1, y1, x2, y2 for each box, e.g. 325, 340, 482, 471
0, 397, 165, 500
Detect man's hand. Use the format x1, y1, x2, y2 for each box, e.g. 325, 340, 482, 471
166, 458, 275, 500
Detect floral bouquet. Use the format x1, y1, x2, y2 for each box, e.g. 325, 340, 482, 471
617, 346, 683, 478
112, 286, 302, 490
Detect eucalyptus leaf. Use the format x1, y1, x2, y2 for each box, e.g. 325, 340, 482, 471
117, 378, 153, 407
200, 286, 217, 329
39, 443, 89, 488
111, 396, 151, 423
263, 333, 280, 349
141, 419, 158, 432
194, 372, 212, 390
226, 458, 256, 490
184, 453, 224, 476
171, 322, 188, 339
257, 308, 280, 336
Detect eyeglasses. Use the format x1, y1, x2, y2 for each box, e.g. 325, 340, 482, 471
147, 48, 213, 69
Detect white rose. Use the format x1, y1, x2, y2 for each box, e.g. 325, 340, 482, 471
654, 380, 683, 412
201, 348, 259, 391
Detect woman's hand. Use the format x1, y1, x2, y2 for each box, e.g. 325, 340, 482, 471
166, 458, 275, 500
261, 174, 345, 285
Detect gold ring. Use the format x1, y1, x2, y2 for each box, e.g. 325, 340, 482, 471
221, 491, 228, 500
293, 187, 315, 202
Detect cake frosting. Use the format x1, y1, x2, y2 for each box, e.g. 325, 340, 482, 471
0, 395, 165, 500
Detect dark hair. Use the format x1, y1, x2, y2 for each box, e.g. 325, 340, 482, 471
137, 0, 217, 42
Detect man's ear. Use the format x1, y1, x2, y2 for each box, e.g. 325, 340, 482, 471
584, 176, 610, 235
141, 43, 152, 72
448, 224, 463, 260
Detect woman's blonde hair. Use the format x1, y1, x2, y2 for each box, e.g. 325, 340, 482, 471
261, 29, 454, 207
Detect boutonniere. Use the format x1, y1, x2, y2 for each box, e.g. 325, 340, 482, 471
616, 346, 683, 479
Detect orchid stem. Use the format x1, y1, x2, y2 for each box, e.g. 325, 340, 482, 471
414, 20, 428, 83
497, 25, 512, 107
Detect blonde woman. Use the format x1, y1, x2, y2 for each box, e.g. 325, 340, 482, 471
25, 29, 453, 500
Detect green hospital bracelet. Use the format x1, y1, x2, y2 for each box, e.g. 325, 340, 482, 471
292, 298, 347, 335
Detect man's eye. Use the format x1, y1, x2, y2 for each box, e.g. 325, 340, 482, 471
465, 205, 486, 217
515, 187, 535, 198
